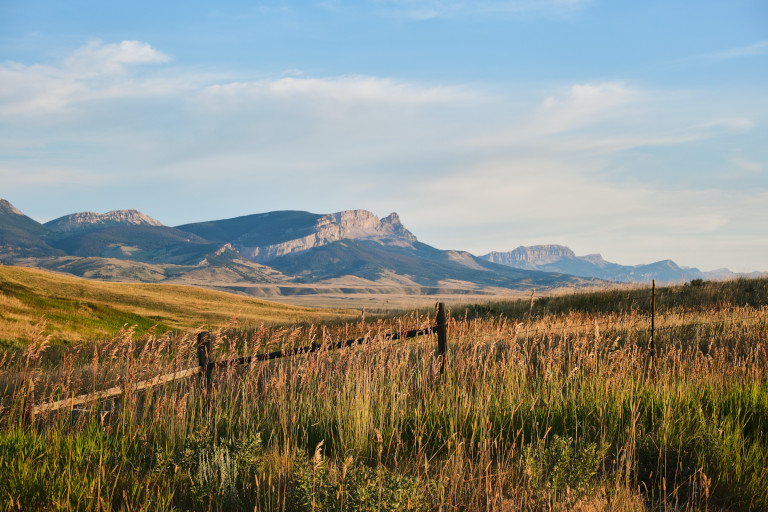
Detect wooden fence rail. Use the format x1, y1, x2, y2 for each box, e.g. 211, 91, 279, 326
29, 302, 448, 418
32, 367, 203, 417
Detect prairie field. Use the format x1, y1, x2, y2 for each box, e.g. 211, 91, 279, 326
0, 266, 357, 346
1, 278, 767, 511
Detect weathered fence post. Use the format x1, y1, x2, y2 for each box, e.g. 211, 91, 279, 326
436, 302, 447, 373
650, 280, 656, 357
197, 331, 212, 392
24, 378, 35, 424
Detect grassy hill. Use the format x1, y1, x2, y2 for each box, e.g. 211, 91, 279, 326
0, 265, 356, 345
46, 225, 217, 264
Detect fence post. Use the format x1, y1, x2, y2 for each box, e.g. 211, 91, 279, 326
24, 378, 35, 423
197, 331, 212, 392
650, 280, 656, 357
436, 302, 447, 373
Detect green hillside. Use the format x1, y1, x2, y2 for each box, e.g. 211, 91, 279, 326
0, 265, 355, 345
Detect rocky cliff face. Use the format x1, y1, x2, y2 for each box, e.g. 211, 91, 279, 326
46, 209, 164, 233
485, 245, 576, 269
237, 209, 417, 263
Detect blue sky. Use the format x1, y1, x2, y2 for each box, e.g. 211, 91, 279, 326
1, 0, 766, 272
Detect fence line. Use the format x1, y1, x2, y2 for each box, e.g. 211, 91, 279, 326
28, 303, 448, 418
24, 294, 766, 419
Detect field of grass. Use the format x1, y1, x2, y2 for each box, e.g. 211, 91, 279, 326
0, 277, 766, 510
0, 266, 357, 346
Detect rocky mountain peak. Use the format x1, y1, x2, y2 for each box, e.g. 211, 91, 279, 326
46, 209, 164, 233
313, 210, 417, 243
0, 199, 24, 216
381, 212, 417, 240
382, 212, 402, 225
235, 209, 418, 263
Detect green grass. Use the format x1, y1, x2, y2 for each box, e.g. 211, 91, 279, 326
1, 278, 766, 510
452, 277, 768, 321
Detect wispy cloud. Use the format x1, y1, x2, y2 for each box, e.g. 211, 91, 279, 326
0, 41, 475, 121
0, 40, 178, 118
733, 158, 764, 174
361, 0, 592, 19
701, 117, 755, 131
535, 82, 642, 134
199, 76, 475, 107
0, 164, 115, 187
709, 40, 768, 60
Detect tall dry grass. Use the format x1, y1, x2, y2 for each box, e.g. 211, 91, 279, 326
1, 281, 767, 511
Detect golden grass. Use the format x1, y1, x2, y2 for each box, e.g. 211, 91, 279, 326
0, 265, 357, 344
0, 278, 766, 510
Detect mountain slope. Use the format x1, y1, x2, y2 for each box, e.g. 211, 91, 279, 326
0, 199, 57, 258
178, 209, 417, 263
177, 211, 324, 247
268, 239, 588, 289
45, 225, 220, 265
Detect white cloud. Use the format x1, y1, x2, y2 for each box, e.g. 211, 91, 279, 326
0, 40, 474, 122
64, 40, 171, 74
535, 82, 642, 134
0, 40, 176, 118
467, 82, 660, 150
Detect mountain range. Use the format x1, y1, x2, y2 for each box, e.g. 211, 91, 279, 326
481, 246, 760, 284
1, 199, 757, 302
0, 199, 588, 300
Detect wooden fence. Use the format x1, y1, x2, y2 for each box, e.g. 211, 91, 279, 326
30, 302, 448, 418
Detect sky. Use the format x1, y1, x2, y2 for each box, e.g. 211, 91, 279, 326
1, 0, 766, 272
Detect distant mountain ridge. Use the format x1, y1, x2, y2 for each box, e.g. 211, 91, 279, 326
0, 200, 590, 297
482, 245, 758, 283
46, 209, 163, 234
3, 199, 758, 300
